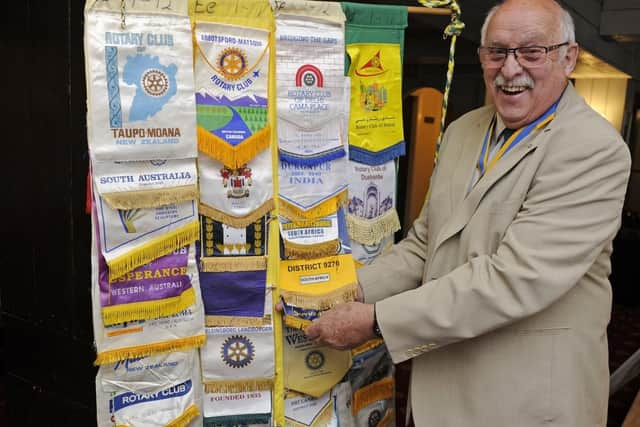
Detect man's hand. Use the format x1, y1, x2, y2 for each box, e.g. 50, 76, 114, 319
304, 302, 376, 350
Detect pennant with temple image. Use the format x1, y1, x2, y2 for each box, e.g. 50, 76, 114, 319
342, 2, 408, 165
275, 0, 347, 166
84, 0, 197, 161
201, 325, 275, 393
279, 254, 358, 310
97, 241, 196, 326
203, 389, 271, 426
92, 158, 198, 210
96, 351, 202, 427
346, 159, 400, 246
200, 214, 268, 272
92, 224, 205, 365
198, 148, 274, 229
279, 157, 348, 220
192, 3, 272, 169
285, 389, 335, 427
93, 187, 199, 281
199, 268, 270, 326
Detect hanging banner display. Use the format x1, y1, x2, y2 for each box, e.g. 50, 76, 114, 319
96, 351, 202, 427
333, 382, 355, 427
283, 325, 352, 398
352, 235, 394, 267
346, 159, 399, 245
201, 325, 275, 393
92, 158, 198, 210
279, 212, 340, 259
342, 2, 408, 165
98, 243, 196, 326
279, 157, 348, 220
285, 389, 335, 427
279, 253, 358, 310
84, 0, 197, 161
192, 7, 272, 169
203, 389, 271, 426
275, 0, 347, 166
198, 148, 274, 228
200, 269, 269, 326
93, 191, 199, 282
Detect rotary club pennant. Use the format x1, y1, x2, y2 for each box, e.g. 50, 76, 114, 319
96, 350, 202, 427
275, 0, 347, 166
191, 2, 272, 169
199, 215, 268, 272
285, 390, 335, 427
283, 325, 352, 397
342, 2, 408, 165
203, 390, 271, 426
198, 148, 274, 229
352, 235, 393, 267
97, 242, 196, 326
352, 378, 395, 427
92, 158, 198, 210
199, 269, 270, 326
346, 159, 400, 245
201, 325, 275, 393
279, 213, 340, 260
93, 188, 199, 281
85, 0, 197, 161
333, 382, 355, 427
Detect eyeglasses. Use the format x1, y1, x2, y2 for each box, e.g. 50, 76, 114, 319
477, 42, 570, 69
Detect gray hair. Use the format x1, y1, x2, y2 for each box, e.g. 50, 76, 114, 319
480, 1, 576, 45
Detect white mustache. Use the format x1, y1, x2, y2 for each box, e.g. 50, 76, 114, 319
494, 74, 535, 89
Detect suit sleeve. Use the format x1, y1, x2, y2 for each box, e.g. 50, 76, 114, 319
376, 129, 631, 364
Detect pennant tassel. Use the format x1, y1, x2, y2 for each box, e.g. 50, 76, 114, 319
102, 185, 199, 210
279, 191, 348, 221
280, 282, 360, 311
203, 378, 274, 393
200, 256, 267, 272
94, 334, 206, 365
198, 125, 271, 170
165, 404, 201, 427
107, 220, 200, 282
352, 377, 395, 415
346, 209, 401, 246
199, 199, 275, 229
283, 239, 340, 259
102, 287, 197, 326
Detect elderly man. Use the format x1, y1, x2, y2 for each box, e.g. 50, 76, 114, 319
305, 0, 631, 425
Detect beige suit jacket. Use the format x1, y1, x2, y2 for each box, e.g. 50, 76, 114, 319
358, 84, 631, 426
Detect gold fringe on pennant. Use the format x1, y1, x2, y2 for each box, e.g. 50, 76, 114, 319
197, 124, 270, 169
200, 255, 267, 272
283, 239, 340, 260
203, 378, 274, 393
379, 409, 395, 427
280, 282, 360, 311
199, 198, 275, 229
352, 377, 395, 415
346, 209, 401, 246
205, 314, 271, 327
283, 315, 312, 331
166, 404, 201, 427
102, 287, 197, 326
101, 185, 198, 210
94, 335, 206, 366
107, 220, 200, 282
351, 338, 385, 357
285, 396, 334, 427
279, 190, 348, 221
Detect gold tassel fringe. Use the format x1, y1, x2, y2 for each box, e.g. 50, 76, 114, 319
102, 287, 196, 326
351, 339, 385, 357
198, 125, 270, 169
101, 185, 198, 210
107, 220, 200, 282
166, 404, 201, 427
346, 209, 401, 246
94, 334, 206, 365
283, 315, 312, 330
203, 377, 273, 393
282, 239, 339, 259
205, 314, 271, 327
352, 377, 394, 415
199, 199, 275, 229
280, 282, 359, 311
200, 255, 267, 272
279, 191, 348, 221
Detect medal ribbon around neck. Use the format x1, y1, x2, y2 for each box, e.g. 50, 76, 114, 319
478, 100, 559, 176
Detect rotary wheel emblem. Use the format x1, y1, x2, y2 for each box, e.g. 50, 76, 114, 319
221, 335, 255, 368
141, 69, 169, 97
217, 47, 248, 80
305, 350, 325, 370
368, 409, 382, 427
